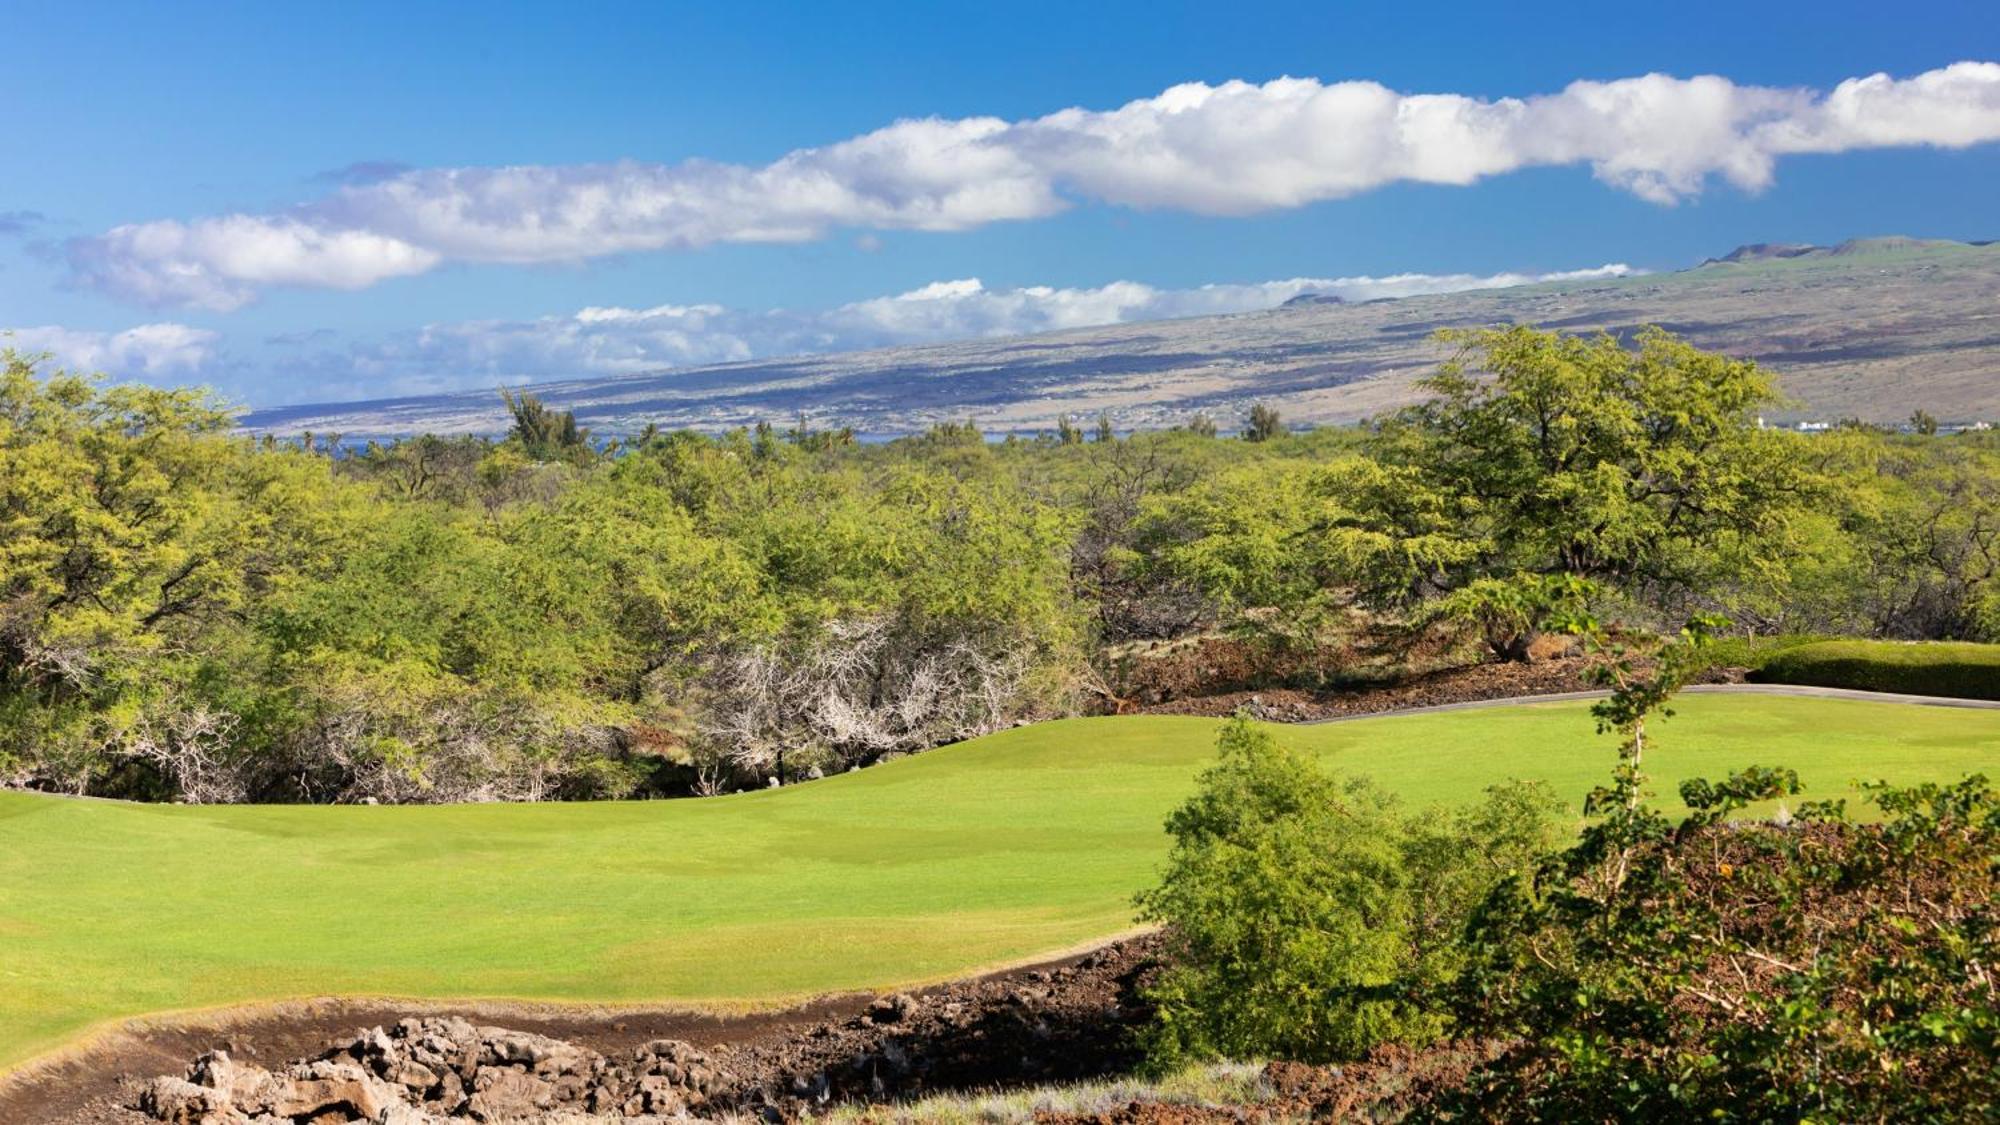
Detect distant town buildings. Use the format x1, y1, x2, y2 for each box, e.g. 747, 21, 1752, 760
1784, 418, 1994, 434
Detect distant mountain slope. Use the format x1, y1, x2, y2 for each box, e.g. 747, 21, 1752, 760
1700, 242, 1821, 265
248, 238, 2000, 438
1700, 235, 1971, 266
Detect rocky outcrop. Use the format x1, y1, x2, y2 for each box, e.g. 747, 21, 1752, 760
138, 1017, 732, 1123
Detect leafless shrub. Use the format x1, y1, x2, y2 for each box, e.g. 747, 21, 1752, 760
690, 751, 732, 797
18, 637, 95, 693
275, 685, 630, 804
123, 701, 249, 804
315, 704, 552, 804
700, 615, 1043, 780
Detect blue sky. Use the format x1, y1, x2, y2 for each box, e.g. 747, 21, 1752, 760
4, 0, 1999, 406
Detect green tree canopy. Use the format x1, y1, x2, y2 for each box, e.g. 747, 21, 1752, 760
1135, 716, 1561, 1069
1379, 326, 1816, 596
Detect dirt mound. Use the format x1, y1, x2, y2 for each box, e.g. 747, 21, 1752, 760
1137, 655, 1746, 721
18, 937, 1163, 1124
729, 937, 1157, 1112
1143, 655, 1581, 720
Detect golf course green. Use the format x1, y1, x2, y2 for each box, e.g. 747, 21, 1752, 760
3, 693, 1997, 1075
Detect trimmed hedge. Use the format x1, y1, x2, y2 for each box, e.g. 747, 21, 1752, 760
1699, 633, 1836, 673
1751, 640, 2000, 701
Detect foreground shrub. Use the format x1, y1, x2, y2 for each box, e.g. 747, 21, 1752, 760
1441, 620, 2000, 1118
1448, 775, 2000, 1121
1136, 623, 2000, 1120
1135, 717, 1560, 1070
1752, 638, 2000, 700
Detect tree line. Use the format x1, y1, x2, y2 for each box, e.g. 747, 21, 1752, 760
2, 325, 1996, 802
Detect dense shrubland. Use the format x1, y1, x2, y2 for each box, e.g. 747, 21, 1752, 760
1139, 626, 1999, 1119
4, 324, 1999, 802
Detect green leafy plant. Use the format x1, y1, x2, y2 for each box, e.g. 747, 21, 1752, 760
1244, 403, 1284, 442
1423, 572, 1599, 663
501, 388, 592, 462
1135, 717, 1560, 1070
1444, 617, 1999, 1120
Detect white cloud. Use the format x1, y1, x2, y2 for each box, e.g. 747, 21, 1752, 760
1758, 62, 2000, 153
5, 322, 221, 378
67, 218, 441, 312
62, 63, 2000, 310
305, 263, 1638, 397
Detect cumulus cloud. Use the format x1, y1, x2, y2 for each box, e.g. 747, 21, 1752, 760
5, 322, 221, 378
1758, 63, 2000, 154
63, 63, 2000, 309
310, 263, 1637, 396
67, 217, 442, 309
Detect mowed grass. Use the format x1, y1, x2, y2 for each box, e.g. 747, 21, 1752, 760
3, 694, 1998, 1074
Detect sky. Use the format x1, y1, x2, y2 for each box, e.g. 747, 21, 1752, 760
4, 0, 1999, 408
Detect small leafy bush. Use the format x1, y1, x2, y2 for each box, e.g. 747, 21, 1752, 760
1420, 572, 1598, 663
1752, 638, 2000, 700
1694, 631, 1834, 672
1135, 717, 1561, 1070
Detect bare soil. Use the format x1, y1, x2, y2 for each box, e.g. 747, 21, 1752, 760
1137, 655, 1744, 721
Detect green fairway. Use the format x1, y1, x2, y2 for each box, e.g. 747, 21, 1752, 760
3, 694, 1997, 1074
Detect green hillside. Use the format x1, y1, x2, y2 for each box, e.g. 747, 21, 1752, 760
4, 694, 1998, 1074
